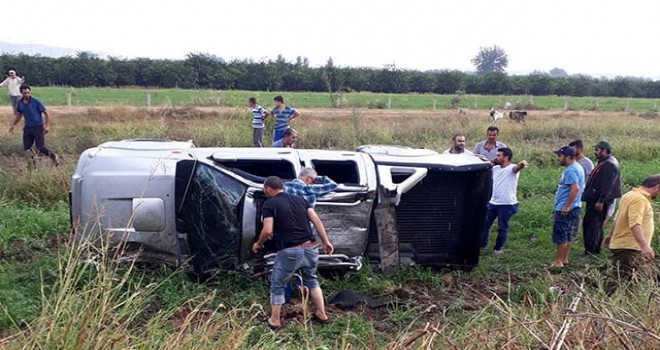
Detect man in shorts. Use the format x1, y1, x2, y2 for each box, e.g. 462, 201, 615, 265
252, 176, 334, 330
0, 70, 24, 113
550, 146, 585, 267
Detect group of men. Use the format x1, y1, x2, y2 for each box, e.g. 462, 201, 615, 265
249, 96, 300, 148
2, 70, 59, 167
451, 127, 657, 289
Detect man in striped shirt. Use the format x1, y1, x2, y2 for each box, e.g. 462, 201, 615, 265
271, 95, 300, 142
248, 97, 269, 147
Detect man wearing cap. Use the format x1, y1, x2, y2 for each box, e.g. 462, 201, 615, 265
582, 141, 622, 256
0, 70, 24, 113
550, 146, 586, 267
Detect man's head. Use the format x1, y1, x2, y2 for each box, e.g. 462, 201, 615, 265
274, 95, 284, 108
593, 141, 612, 160
282, 128, 297, 147
494, 147, 513, 165
8, 70, 16, 77
263, 176, 284, 198
298, 167, 318, 184
568, 139, 584, 157
19, 84, 31, 98
640, 174, 660, 200
486, 126, 500, 142
554, 146, 576, 166
451, 134, 466, 151
248, 97, 257, 107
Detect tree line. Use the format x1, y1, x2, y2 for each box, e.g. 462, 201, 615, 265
2, 52, 660, 98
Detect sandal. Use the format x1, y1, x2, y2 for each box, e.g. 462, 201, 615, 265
311, 314, 331, 325
266, 319, 282, 331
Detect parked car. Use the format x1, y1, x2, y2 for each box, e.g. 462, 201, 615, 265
70, 139, 492, 276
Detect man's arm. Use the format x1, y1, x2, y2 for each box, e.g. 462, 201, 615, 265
0, 78, 7, 87
597, 163, 619, 206
513, 160, 528, 174
288, 110, 300, 123
305, 176, 339, 197
631, 224, 654, 260
561, 183, 580, 215
252, 217, 274, 253
307, 208, 333, 254
43, 109, 51, 134
8, 113, 22, 133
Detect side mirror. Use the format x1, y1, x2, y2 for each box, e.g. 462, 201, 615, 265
132, 198, 165, 232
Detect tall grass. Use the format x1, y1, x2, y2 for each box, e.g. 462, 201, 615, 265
1, 238, 265, 350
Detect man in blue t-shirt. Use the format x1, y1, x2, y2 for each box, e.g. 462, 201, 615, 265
270, 95, 300, 142
550, 146, 585, 267
7, 84, 59, 167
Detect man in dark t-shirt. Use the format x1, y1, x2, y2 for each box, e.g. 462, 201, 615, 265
252, 176, 334, 330
8, 84, 59, 167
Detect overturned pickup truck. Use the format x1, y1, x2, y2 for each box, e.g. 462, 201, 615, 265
70, 140, 492, 276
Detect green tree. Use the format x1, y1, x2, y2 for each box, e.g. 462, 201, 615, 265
471, 45, 509, 74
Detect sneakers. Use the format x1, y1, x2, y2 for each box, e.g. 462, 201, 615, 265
492, 249, 504, 256
51, 153, 60, 167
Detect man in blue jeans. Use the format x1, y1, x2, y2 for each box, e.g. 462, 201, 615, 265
550, 146, 585, 267
481, 148, 528, 255
252, 176, 334, 330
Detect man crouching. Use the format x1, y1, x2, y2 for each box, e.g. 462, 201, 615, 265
252, 176, 334, 330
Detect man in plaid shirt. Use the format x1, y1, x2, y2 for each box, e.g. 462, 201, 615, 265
284, 168, 338, 208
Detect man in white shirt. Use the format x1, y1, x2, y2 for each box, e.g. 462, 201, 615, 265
0, 70, 25, 113
443, 134, 473, 155
481, 147, 528, 254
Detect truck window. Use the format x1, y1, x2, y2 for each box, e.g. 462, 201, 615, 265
175, 161, 246, 272
214, 159, 296, 180
311, 160, 360, 185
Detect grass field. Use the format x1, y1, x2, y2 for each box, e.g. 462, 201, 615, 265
0, 105, 658, 349
22, 86, 660, 113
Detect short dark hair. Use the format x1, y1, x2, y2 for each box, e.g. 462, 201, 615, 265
568, 140, 583, 149
264, 176, 284, 190
452, 133, 465, 141
497, 147, 513, 161
487, 126, 499, 134
640, 174, 660, 188
274, 95, 284, 103
19, 84, 30, 92
283, 128, 296, 138
248, 97, 257, 104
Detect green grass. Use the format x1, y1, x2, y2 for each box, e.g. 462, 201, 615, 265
0, 106, 658, 348
26, 86, 660, 112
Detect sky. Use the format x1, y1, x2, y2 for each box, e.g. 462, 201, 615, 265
2, 0, 659, 79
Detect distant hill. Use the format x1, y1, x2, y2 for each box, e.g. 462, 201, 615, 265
0, 41, 106, 58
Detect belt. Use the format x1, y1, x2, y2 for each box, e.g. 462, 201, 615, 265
293, 241, 317, 248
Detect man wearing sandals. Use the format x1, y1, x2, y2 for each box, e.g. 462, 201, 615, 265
550, 146, 585, 267
252, 176, 333, 329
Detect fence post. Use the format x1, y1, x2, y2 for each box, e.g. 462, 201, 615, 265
624, 99, 629, 112
146, 89, 152, 107
66, 88, 72, 106
387, 95, 392, 109
473, 96, 478, 109
654, 100, 658, 111
563, 96, 568, 110
432, 98, 437, 110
